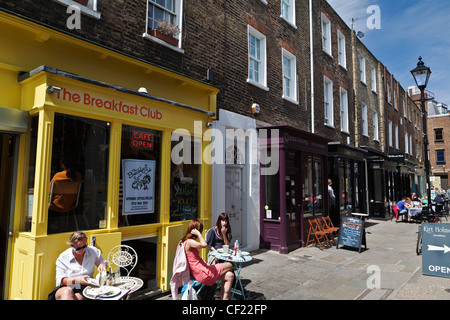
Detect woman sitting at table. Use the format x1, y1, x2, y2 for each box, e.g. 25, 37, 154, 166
207, 213, 232, 251
48, 231, 108, 300
182, 220, 234, 300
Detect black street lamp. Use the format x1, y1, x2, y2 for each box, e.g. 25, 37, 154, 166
411, 57, 432, 213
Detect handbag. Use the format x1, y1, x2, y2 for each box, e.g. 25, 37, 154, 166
181, 280, 198, 300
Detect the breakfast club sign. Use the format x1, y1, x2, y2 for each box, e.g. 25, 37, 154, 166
55, 87, 163, 120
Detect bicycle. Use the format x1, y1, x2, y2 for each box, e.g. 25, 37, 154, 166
416, 208, 440, 256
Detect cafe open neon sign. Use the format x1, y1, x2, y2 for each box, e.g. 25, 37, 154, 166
131, 130, 153, 150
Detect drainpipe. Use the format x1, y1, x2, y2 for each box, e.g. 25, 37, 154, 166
309, 0, 315, 133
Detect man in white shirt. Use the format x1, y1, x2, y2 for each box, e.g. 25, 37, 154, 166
50, 231, 107, 300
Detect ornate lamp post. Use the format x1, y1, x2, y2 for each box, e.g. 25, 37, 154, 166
411, 57, 432, 213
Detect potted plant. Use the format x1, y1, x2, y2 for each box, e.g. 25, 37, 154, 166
151, 20, 180, 46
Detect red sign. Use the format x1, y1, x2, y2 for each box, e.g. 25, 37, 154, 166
131, 130, 153, 150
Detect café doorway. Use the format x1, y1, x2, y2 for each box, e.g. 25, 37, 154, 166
122, 235, 158, 292
0, 133, 17, 300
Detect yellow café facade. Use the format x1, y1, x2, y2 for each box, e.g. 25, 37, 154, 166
0, 12, 217, 300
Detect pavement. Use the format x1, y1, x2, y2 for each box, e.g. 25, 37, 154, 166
153, 217, 450, 301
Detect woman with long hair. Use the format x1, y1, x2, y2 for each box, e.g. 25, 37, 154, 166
206, 213, 232, 251
182, 220, 234, 300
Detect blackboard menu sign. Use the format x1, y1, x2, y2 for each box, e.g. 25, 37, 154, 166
336, 217, 367, 253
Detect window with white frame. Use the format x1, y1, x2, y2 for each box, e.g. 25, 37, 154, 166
386, 81, 391, 103
373, 111, 379, 141
340, 87, 349, 132
393, 85, 397, 109
405, 132, 409, 154
281, 0, 296, 26
324, 77, 334, 127
321, 14, 332, 55
395, 124, 399, 149
248, 26, 268, 90
409, 134, 413, 155
388, 120, 393, 147
360, 56, 366, 83
371, 67, 377, 92
361, 103, 368, 137
282, 49, 298, 103
146, 0, 182, 46
53, 0, 100, 19
338, 31, 346, 68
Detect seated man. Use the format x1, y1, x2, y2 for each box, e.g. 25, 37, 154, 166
396, 197, 412, 215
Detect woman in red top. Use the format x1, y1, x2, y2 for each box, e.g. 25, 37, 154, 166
183, 220, 234, 300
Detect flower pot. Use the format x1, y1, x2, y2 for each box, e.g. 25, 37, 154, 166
150, 29, 179, 47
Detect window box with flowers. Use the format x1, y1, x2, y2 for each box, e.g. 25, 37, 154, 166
150, 20, 180, 47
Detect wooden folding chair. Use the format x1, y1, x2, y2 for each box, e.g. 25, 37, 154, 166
317, 217, 336, 245
306, 218, 331, 250
322, 216, 339, 240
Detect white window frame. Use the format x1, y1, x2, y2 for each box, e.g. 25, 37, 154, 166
337, 31, 346, 68
386, 81, 391, 103
247, 25, 268, 91
340, 87, 349, 133
52, 0, 101, 19
281, 0, 296, 27
388, 120, 393, 147
144, 0, 184, 51
405, 132, 409, 154
395, 124, 399, 149
360, 56, 366, 84
362, 103, 368, 137
373, 111, 379, 141
371, 67, 377, 93
282, 49, 298, 104
324, 76, 334, 127
321, 14, 332, 56
393, 85, 397, 109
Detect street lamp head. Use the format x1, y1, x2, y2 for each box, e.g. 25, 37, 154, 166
411, 56, 432, 89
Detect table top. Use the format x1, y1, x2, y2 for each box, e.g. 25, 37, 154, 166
210, 250, 252, 263
351, 212, 369, 217
83, 276, 143, 300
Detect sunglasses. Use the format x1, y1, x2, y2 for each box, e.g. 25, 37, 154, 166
72, 244, 87, 251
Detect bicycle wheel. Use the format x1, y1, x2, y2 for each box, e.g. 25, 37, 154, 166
416, 225, 422, 256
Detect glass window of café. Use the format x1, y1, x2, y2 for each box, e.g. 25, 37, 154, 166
119, 125, 161, 227
48, 113, 110, 234
302, 155, 324, 217
169, 133, 201, 222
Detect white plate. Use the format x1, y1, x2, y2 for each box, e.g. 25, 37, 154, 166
240, 251, 250, 256
89, 286, 122, 299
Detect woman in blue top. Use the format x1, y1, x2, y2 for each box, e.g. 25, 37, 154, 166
206, 213, 232, 251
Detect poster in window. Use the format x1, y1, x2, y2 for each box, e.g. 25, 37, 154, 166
122, 159, 155, 215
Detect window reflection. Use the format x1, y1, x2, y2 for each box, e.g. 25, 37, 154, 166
170, 133, 201, 222
119, 125, 161, 226
48, 114, 110, 234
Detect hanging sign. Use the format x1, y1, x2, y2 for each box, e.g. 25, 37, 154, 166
122, 159, 156, 215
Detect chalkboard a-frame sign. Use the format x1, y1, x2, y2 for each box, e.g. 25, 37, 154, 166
336, 217, 367, 253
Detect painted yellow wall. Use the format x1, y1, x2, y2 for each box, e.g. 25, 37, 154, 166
1, 12, 217, 300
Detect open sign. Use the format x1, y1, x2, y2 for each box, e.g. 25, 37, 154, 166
131, 130, 153, 150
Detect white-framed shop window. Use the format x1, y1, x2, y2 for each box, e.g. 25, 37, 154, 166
324, 76, 334, 127
247, 25, 268, 91
282, 49, 298, 103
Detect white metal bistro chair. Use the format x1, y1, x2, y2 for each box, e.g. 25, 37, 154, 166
107, 245, 138, 277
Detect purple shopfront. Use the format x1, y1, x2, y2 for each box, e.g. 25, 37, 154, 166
259, 126, 330, 254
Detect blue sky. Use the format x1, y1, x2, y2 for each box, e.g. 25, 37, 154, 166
327, 0, 450, 104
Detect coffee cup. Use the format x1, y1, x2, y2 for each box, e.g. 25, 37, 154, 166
222, 245, 229, 254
